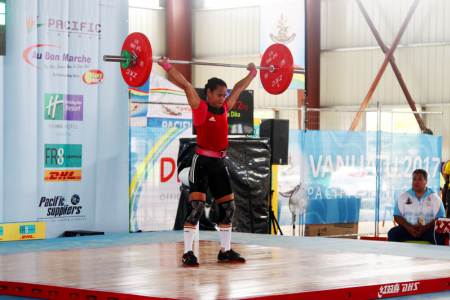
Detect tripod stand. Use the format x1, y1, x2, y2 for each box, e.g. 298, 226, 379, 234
268, 168, 283, 235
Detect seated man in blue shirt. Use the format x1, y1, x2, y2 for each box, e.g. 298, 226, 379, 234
388, 169, 445, 245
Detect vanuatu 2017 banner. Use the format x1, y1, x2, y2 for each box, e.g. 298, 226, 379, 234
277, 130, 442, 226
3, 0, 129, 238
260, 0, 305, 89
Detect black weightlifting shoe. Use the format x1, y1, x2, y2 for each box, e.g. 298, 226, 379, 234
217, 249, 246, 263
182, 251, 199, 267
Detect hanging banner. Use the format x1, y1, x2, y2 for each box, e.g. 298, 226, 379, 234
4, 0, 129, 238
129, 72, 194, 232
277, 130, 442, 226
260, 0, 305, 89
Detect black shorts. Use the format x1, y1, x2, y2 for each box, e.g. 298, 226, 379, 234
189, 153, 233, 200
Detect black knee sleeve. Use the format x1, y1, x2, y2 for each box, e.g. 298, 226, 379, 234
185, 200, 206, 225
218, 200, 235, 224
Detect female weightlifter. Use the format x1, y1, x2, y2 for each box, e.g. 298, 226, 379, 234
158, 57, 257, 266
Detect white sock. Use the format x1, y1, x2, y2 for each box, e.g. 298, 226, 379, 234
220, 224, 232, 252
184, 225, 196, 253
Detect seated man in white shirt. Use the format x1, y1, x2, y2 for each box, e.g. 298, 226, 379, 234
388, 169, 445, 245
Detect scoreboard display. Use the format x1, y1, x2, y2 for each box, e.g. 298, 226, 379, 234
193, 88, 254, 136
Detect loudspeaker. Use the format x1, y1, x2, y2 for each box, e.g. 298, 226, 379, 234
260, 119, 289, 165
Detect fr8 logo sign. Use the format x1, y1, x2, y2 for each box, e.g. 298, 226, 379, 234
44, 144, 82, 168
45, 148, 64, 166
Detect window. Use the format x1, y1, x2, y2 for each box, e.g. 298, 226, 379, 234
0, 3, 4, 25
365, 107, 422, 134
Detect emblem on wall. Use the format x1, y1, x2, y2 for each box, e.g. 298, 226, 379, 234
270, 14, 296, 44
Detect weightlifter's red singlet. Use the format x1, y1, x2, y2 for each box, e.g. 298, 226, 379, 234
193, 100, 228, 151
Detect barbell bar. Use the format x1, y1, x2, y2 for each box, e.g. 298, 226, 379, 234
103, 32, 305, 95
103, 55, 305, 74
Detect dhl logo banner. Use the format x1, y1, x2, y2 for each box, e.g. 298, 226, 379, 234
44, 170, 82, 182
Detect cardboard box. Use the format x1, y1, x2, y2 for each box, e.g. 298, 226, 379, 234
305, 222, 359, 239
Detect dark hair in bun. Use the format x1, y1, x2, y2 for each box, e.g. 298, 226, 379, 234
204, 77, 227, 95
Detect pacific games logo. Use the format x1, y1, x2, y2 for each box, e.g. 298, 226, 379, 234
270, 14, 296, 44
45, 93, 83, 121
26, 16, 45, 33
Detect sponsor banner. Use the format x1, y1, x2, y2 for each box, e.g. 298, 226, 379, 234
44, 170, 82, 182
20, 224, 35, 234
44, 93, 83, 121
82, 69, 104, 85
4, 0, 129, 238
277, 130, 441, 225
129, 125, 194, 232
44, 144, 82, 168
260, 0, 305, 89
298, 278, 447, 299
129, 72, 193, 232
37, 194, 85, 222
147, 118, 193, 129
0, 222, 46, 241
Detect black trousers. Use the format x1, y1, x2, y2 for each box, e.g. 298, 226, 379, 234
388, 225, 444, 245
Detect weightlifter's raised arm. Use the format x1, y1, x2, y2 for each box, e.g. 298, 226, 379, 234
158, 57, 201, 110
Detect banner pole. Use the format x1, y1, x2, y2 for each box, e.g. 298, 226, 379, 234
375, 102, 382, 237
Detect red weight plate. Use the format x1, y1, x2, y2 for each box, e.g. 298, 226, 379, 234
120, 32, 153, 87
260, 44, 294, 95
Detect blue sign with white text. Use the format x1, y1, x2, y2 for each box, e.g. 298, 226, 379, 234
277, 130, 442, 225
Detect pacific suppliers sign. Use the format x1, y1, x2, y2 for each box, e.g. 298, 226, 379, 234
38, 195, 83, 218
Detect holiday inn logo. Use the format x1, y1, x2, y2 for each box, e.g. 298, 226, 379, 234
44, 93, 83, 121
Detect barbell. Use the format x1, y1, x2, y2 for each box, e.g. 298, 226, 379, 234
103, 32, 305, 95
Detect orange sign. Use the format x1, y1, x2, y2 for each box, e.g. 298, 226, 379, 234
83, 69, 104, 85
44, 170, 82, 182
